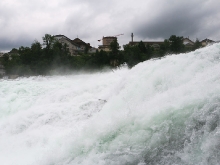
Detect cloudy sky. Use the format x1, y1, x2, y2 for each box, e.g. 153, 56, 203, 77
0, 0, 220, 52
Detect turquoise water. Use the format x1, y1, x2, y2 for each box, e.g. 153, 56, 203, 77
1, 44, 220, 165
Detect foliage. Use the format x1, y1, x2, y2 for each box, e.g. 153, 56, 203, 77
1, 34, 204, 77
138, 41, 147, 54
160, 39, 170, 55
42, 34, 55, 50
192, 39, 202, 51
169, 35, 185, 53
110, 38, 120, 55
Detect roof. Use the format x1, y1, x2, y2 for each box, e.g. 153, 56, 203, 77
129, 41, 164, 46
201, 38, 215, 43
103, 36, 117, 39
183, 38, 194, 43
72, 38, 92, 48
183, 38, 194, 45
53, 34, 65, 37
54, 35, 79, 47
98, 45, 111, 48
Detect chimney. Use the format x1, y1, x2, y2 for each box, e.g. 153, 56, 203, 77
131, 33, 134, 42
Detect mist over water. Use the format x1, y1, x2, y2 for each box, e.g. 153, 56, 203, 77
1, 44, 220, 165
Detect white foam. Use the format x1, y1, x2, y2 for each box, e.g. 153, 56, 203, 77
1, 44, 220, 164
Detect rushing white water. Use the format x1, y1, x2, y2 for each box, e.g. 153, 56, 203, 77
1, 44, 220, 165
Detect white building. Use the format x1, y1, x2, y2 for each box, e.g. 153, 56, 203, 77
54, 35, 96, 55
54, 35, 80, 56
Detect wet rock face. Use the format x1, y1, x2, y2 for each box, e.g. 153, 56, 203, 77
0, 64, 5, 77
79, 99, 107, 119
8, 75, 19, 79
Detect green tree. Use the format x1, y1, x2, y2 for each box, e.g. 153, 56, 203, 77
19, 46, 32, 65
42, 34, 56, 63
84, 45, 89, 54
51, 41, 70, 70
138, 41, 147, 54
30, 40, 42, 72
145, 44, 153, 60
169, 35, 185, 53
138, 41, 147, 53
192, 39, 202, 51
109, 38, 121, 67
42, 34, 55, 50
110, 38, 120, 55
31, 40, 42, 54
9, 48, 19, 54
123, 44, 141, 68
95, 50, 109, 68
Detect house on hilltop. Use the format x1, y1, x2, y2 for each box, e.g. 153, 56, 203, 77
183, 37, 195, 50
128, 41, 164, 50
54, 35, 79, 55
183, 37, 194, 48
126, 33, 164, 50
54, 35, 96, 55
200, 38, 215, 47
72, 38, 92, 51
125, 33, 218, 53
98, 36, 117, 52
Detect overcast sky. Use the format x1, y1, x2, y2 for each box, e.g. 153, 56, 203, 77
0, 0, 220, 52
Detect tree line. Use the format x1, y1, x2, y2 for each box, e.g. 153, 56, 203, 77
0, 34, 202, 76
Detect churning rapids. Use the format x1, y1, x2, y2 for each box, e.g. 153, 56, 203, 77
1, 44, 220, 165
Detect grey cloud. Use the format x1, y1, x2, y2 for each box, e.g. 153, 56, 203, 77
133, 0, 220, 41
0, 38, 32, 52
0, 0, 220, 52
